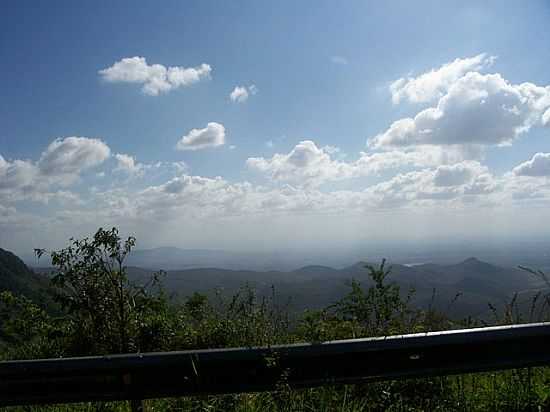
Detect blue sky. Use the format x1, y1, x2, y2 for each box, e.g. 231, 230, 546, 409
2, 1, 550, 255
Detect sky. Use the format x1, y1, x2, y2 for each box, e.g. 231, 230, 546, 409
2, 1, 550, 257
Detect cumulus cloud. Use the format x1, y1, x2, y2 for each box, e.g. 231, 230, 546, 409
176, 122, 226, 151
1, 159, 528, 255
390, 53, 495, 104
230, 86, 248, 103
133, 175, 269, 220
171, 161, 189, 175
372, 72, 550, 152
247, 141, 355, 186
113, 156, 187, 178
114, 153, 144, 176
513, 153, 550, 176
492, 165, 550, 204
0, 137, 111, 202
246, 140, 448, 187
39, 137, 111, 184
229, 85, 258, 103
433, 162, 483, 186
542, 108, 550, 126
99, 57, 211, 96
127, 174, 362, 220
68, 162, 506, 244
365, 161, 496, 208
0, 158, 37, 191
0, 142, 504, 233
505, 174, 550, 202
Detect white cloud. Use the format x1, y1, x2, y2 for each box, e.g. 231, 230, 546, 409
365, 161, 497, 208
171, 161, 189, 175
542, 108, 550, 126
0, 158, 37, 191
463, 172, 500, 196
114, 157, 188, 178
355, 148, 453, 174
38, 137, 111, 184
390, 53, 495, 104
230, 85, 258, 103
247, 141, 354, 186
114, 153, 144, 176
247, 140, 447, 187
330, 56, 348, 65
55, 165, 507, 252
433, 162, 481, 187
0, 137, 110, 203
372, 72, 550, 152
99, 57, 211, 96
230, 86, 248, 102
129, 174, 361, 220
494, 168, 550, 204
3, 158, 541, 255
176, 122, 226, 151
6, 163, 501, 230
133, 175, 268, 220
321, 145, 341, 155
513, 152, 550, 176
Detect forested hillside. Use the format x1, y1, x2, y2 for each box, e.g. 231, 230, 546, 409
0, 248, 53, 305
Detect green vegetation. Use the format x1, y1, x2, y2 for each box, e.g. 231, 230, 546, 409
1, 228, 550, 411
0, 247, 55, 309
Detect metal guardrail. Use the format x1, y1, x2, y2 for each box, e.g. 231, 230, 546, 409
2, 322, 550, 407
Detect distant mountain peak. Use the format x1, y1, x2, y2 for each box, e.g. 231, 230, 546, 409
462, 257, 483, 264
458, 257, 500, 270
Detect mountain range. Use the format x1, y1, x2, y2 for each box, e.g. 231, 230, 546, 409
2, 246, 543, 320
126, 256, 537, 319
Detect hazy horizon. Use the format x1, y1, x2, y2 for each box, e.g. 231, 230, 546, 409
16, 234, 550, 273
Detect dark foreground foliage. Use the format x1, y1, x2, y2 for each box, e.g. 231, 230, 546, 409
2, 228, 550, 411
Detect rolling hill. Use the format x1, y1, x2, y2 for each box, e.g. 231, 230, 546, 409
127, 257, 536, 319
